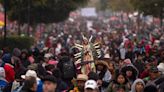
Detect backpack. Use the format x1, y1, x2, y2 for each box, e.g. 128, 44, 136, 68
62, 61, 75, 79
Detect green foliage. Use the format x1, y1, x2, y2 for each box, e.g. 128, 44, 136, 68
130, 0, 164, 17
0, 36, 34, 50
100, 0, 109, 11
2, 0, 88, 25
108, 0, 134, 12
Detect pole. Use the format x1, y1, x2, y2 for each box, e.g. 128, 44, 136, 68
162, 8, 164, 29
160, 8, 163, 28
137, 12, 140, 32
3, 0, 7, 47
27, 0, 30, 36
18, 1, 21, 36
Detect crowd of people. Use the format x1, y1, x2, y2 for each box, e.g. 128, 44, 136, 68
0, 13, 164, 92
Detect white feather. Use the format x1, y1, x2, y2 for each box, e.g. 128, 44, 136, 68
89, 35, 93, 42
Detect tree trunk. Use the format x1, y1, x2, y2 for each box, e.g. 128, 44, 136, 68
137, 12, 140, 32
3, 0, 7, 47
160, 8, 163, 28
18, 23, 21, 36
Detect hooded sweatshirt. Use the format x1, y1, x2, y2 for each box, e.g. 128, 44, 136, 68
2, 54, 15, 83
131, 79, 145, 92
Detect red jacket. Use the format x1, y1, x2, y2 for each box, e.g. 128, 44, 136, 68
4, 63, 15, 83
140, 70, 149, 79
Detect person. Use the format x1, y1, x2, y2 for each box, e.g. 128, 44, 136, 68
106, 73, 130, 92
133, 53, 145, 75
95, 60, 112, 92
0, 59, 3, 67
107, 62, 115, 79
12, 48, 21, 59
52, 68, 68, 92
152, 65, 164, 92
125, 47, 135, 63
133, 43, 145, 56
120, 64, 139, 85
144, 66, 164, 92
77, 74, 88, 91
143, 66, 160, 85
111, 43, 120, 61
116, 85, 126, 92
45, 64, 55, 75
119, 43, 126, 60
20, 49, 31, 68
12, 57, 26, 83
130, 79, 145, 92
2, 53, 15, 83
84, 80, 99, 92
158, 49, 164, 63
0, 67, 8, 91
157, 60, 164, 75
42, 75, 57, 92
43, 53, 52, 66
70, 74, 88, 92
0, 50, 3, 59
88, 71, 99, 81
154, 75, 164, 92
57, 53, 76, 86
12, 48, 21, 68
147, 56, 158, 67
21, 76, 37, 92
37, 57, 47, 79
21, 70, 43, 92
140, 62, 151, 79
144, 85, 158, 92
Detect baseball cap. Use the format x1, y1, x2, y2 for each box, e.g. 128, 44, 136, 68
85, 80, 98, 90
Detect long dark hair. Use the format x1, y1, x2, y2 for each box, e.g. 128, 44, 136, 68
21, 76, 37, 92
114, 72, 129, 85
121, 66, 138, 81
96, 64, 107, 80
13, 57, 27, 79
20, 49, 29, 59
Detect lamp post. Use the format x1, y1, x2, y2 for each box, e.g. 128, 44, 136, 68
161, 7, 164, 33
27, 0, 30, 36
161, 7, 164, 29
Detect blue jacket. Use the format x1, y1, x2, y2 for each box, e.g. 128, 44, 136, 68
0, 80, 8, 91
37, 80, 43, 92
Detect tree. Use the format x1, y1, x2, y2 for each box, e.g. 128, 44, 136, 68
108, 0, 134, 12
130, 0, 164, 17
100, 0, 109, 11
1, 0, 88, 25
130, 0, 164, 27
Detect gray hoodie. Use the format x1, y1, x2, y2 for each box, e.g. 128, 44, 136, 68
131, 79, 145, 92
